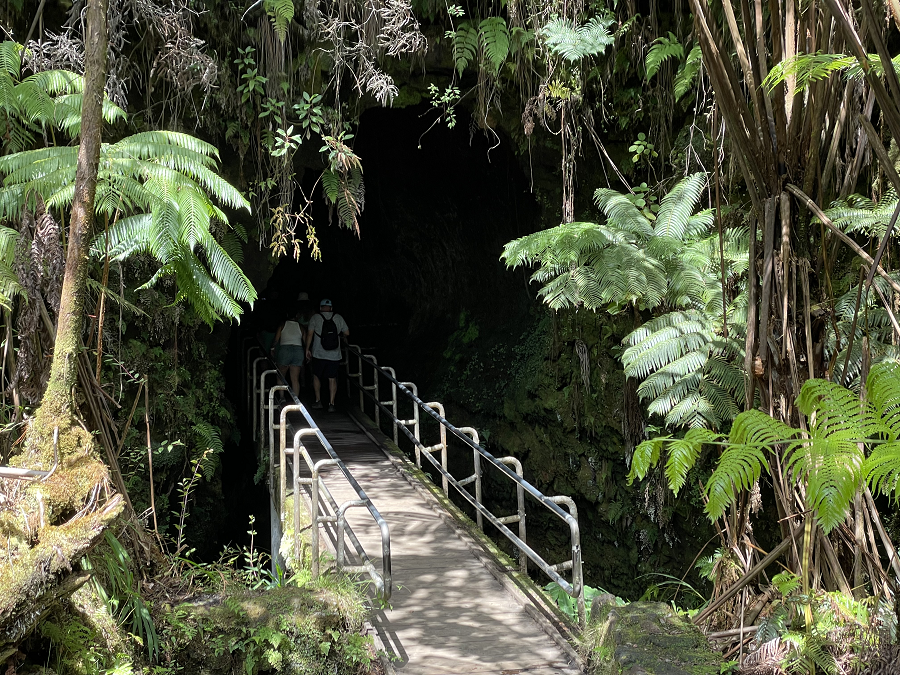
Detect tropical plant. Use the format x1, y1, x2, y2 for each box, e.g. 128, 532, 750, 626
540, 16, 615, 62
630, 361, 900, 534
503, 173, 749, 429
0, 130, 255, 325
645, 32, 684, 80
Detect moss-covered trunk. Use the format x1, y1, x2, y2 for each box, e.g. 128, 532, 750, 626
38, 0, 107, 423
0, 0, 120, 660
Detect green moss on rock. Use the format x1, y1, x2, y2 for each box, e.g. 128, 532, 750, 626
161, 584, 375, 675
582, 601, 721, 675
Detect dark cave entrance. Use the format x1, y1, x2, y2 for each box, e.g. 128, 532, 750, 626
219, 105, 544, 558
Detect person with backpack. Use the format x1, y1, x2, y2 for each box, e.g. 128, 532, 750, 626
305, 298, 349, 412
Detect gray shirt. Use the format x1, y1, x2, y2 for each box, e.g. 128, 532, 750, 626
308, 312, 349, 361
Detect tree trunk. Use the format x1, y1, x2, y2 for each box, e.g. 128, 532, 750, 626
0, 0, 118, 656
37, 0, 108, 423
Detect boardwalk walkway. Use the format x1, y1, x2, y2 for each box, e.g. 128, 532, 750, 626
285, 407, 583, 675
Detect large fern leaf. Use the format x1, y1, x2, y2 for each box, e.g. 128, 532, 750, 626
479, 17, 509, 75
541, 16, 614, 62
645, 32, 684, 80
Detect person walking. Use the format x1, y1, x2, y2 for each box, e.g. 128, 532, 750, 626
271, 306, 307, 397
306, 299, 349, 412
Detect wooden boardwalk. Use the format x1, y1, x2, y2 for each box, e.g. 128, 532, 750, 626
285, 408, 583, 675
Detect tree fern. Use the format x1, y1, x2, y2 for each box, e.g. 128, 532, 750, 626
645, 32, 684, 80
505, 173, 748, 431
479, 17, 509, 75
0, 130, 255, 325
541, 15, 614, 62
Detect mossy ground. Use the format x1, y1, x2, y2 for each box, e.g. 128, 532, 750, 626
6, 458, 379, 674
581, 602, 721, 675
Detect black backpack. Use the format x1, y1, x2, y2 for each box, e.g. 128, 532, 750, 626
318, 314, 340, 350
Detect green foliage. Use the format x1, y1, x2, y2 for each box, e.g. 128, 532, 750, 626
544, 582, 625, 622
754, 572, 892, 674
632, 362, 900, 533
448, 18, 517, 77
0, 130, 255, 325
264, 0, 295, 42
0, 223, 20, 309
0, 41, 125, 153
628, 132, 658, 167
673, 45, 702, 100
85, 532, 159, 661
763, 50, 900, 93
449, 23, 479, 76
505, 173, 749, 431
645, 32, 684, 80
480, 17, 510, 75
541, 15, 614, 62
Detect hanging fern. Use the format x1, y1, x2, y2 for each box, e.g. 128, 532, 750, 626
673, 45, 702, 100
645, 32, 684, 80
450, 23, 479, 76
479, 17, 509, 75
264, 0, 295, 42
541, 15, 614, 62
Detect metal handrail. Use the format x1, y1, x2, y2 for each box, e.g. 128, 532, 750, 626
245, 341, 392, 601
344, 343, 584, 625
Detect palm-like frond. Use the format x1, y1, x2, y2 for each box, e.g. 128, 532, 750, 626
1, 129, 254, 324
504, 172, 749, 431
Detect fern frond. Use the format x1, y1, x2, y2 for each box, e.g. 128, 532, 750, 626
479, 17, 509, 75
673, 45, 702, 100
263, 0, 295, 41
452, 23, 479, 76
666, 428, 719, 495
628, 436, 666, 483
654, 173, 707, 240
541, 15, 614, 62
645, 32, 684, 80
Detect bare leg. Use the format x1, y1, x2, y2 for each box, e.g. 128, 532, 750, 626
313, 374, 322, 403
328, 377, 337, 405
289, 365, 301, 396
277, 365, 289, 399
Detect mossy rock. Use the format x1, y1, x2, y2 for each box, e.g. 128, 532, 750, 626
161, 584, 375, 675
582, 601, 721, 675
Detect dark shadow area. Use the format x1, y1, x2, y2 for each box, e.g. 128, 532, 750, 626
221, 105, 542, 556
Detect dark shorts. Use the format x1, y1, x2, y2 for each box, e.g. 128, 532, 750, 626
311, 357, 340, 380
276, 344, 305, 367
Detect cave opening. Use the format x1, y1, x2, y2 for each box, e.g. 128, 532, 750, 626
219, 104, 544, 558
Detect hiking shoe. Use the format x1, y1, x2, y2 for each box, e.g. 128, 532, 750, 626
328, 404, 336, 413
311, 401, 323, 410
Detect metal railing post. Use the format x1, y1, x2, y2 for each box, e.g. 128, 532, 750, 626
348, 344, 364, 411
269, 385, 288, 466
424, 402, 448, 495
251, 357, 265, 441
311, 457, 339, 579
382, 367, 399, 443
550, 496, 584, 626
498, 456, 527, 574
259, 369, 278, 454
460, 427, 483, 531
